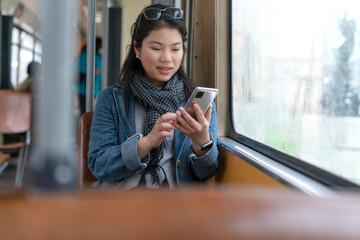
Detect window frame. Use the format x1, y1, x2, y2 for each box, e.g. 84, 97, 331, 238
228, 0, 360, 189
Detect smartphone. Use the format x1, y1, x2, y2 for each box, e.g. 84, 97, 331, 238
184, 87, 219, 119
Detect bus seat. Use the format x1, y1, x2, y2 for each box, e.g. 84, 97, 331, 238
77, 111, 97, 190
0, 90, 31, 189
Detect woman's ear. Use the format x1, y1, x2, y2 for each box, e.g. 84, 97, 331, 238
133, 41, 141, 58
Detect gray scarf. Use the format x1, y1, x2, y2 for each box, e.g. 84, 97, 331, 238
130, 71, 185, 184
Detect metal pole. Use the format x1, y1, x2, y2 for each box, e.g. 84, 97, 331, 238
86, 0, 96, 112
31, 0, 77, 191
101, 0, 109, 90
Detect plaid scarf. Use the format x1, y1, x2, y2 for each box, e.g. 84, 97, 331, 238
130, 71, 185, 185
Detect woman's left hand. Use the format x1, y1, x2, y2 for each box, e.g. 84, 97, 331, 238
173, 103, 212, 156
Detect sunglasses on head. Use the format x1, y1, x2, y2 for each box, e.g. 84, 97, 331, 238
137, 7, 183, 28
142, 7, 183, 20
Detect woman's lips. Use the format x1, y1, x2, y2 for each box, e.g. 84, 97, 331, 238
157, 67, 172, 74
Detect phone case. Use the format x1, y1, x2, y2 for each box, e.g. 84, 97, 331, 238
184, 87, 218, 118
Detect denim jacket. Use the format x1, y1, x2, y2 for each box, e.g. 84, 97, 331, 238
88, 82, 220, 187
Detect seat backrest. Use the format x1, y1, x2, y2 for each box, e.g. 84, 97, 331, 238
0, 90, 31, 134
78, 111, 97, 189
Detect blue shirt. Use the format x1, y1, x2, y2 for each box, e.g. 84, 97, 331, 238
76, 51, 102, 96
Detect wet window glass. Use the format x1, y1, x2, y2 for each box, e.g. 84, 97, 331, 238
231, 0, 360, 184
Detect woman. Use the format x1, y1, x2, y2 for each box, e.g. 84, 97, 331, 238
88, 4, 219, 190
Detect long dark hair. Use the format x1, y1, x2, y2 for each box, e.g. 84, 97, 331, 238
118, 3, 194, 109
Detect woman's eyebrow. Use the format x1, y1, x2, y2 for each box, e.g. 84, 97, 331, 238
149, 41, 182, 46
149, 41, 162, 45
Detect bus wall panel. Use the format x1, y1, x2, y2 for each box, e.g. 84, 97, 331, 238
215, 146, 287, 189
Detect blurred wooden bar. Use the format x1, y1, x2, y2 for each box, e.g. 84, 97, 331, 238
0, 153, 10, 165
1, 186, 360, 239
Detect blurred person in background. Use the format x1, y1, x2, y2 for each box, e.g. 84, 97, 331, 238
75, 37, 102, 117
16, 61, 41, 92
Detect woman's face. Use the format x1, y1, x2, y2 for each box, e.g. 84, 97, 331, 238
134, 27, 184, 88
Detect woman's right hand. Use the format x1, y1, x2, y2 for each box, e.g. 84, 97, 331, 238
137, 112, 177, 159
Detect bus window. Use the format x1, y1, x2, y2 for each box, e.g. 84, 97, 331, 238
231, 0, 360, 185
10, 26, 42, 88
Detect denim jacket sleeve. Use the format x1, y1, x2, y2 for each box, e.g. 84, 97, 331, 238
87, 88, 148, 182
188, 101, 220, 181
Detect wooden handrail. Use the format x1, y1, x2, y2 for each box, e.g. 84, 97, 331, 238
1, 186, 360, 239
